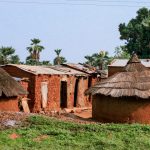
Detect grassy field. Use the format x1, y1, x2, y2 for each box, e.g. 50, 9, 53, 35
1, 115, 150, 150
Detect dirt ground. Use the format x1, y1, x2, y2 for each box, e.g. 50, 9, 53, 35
0, 112, 30, 130
0, 108, 98, 129
54, 109, 96, 124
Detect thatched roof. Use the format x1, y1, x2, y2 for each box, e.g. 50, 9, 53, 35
124, 54, 147, 72
0, 67, 27, 97
86, 54, 150, 99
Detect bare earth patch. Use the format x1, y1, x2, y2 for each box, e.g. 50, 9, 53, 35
44, 108, 99, 124
0, 112, 30, 130
0, 108, 98, 130
9, 133, 20, 139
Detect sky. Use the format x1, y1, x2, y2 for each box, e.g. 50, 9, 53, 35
0, 0, 150, 63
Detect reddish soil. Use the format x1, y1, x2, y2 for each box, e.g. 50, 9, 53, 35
0, 112, 29, 123
0, 109, 98, 130
0, 112, 29, 130
74, 109, 92, 119
9, 133, 20, 139
45, 109, 98, 124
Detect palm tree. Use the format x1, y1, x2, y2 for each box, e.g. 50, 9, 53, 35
97, 51, 109, 70
53, 49, 67, 65
26, 38, 44, 64
84, 55, 95, 66
84, 50, 112, 70
10, 55, 20, 64
0, 46, 20, 64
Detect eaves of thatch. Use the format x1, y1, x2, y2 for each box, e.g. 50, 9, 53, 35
86, 54, 150, 99
0, 67, 27, 97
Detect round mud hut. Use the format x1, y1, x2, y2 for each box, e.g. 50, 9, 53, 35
87, 54, 150, 124
0, 67, 27, 112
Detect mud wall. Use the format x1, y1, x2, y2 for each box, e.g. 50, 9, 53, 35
0, 97, 19, 112
76, 77, 91, 107
2, 65, 36, 112
34, 75, 91, 112
2, 65, 94, 112
33, 74, 61, 112
19, 80, 29, 91
108, 66, 124, 77
93, 95, 150, 124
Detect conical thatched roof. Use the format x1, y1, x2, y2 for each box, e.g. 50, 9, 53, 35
0, 67, 27, 97
86, 54, 150, 99
124, 53, 147, 72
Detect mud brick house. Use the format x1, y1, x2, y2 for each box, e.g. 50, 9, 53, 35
62, 63, 107, 82
108, 59, 150, 77
2, 64, 98, 113
87, 54, 150, 124
0, 67, 27, 112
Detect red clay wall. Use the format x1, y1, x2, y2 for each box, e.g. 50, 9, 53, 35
65, 75, 76, 108
33, 75, 91, 112
33, 74, 62, 112
91, 77, 98, 86
2, 66, 37, 112
0, 97, 19, 112
19, 80, 29, 91
93, 95, 150, 124
2, 65, 94, 112
108, 66, 124, 77
76, 77, 91, 107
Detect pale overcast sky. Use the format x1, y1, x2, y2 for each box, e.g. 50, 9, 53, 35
0, 0, 149, 63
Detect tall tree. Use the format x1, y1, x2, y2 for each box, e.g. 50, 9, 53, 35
119, 7, 150, 58
10, 55, 20, 64
114, 46, 130, 59
84, 55, 95, 66
26, 38, 44, 65
53, 49, 67, 65
84, 50, 112, 70
0, 46, 20, 64
40, 60, 51, 65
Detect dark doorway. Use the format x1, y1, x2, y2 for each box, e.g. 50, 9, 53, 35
88, 77, 92, 102
74, 79, 79, 107
60, 81, 67, 108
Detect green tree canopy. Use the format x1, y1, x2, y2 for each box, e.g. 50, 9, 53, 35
114, 46, 130, 59
53, 49, 67, 65
40, 61, 51, 66
119, 7, 150, 58
0, 46, 20, 64
26, 38, 44, 65
84, 50, 112, 70
10, 55, 20, 64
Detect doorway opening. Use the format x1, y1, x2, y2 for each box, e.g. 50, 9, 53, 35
60, 81, 67, 108
74, 79, 79, 107
88, 77, 92, 102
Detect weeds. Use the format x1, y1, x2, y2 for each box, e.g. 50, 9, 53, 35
1, 115, 150, 150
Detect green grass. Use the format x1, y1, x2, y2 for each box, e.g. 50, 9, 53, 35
1, 115, 150, 150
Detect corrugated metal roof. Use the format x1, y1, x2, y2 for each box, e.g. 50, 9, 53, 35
109, 59, 150, 67
5, 64, 66, 75
49, 65, 88, 76
5, 64, 88, 76
62, 63, 95, 74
